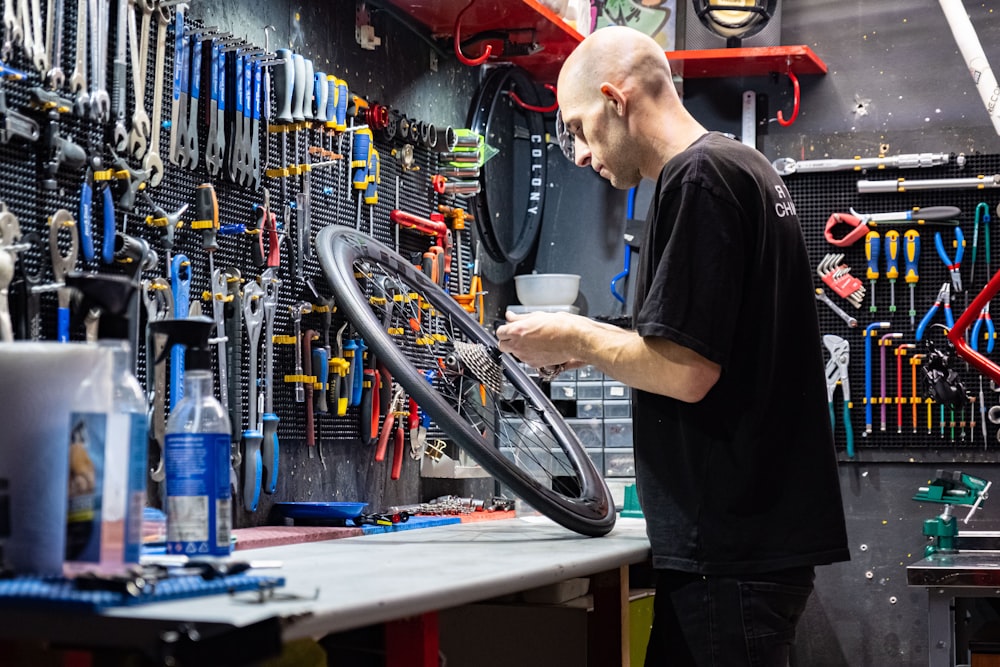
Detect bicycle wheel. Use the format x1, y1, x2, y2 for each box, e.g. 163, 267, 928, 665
316, 225, 615, 537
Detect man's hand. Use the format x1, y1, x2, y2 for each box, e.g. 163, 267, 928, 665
495, 310, 581, 369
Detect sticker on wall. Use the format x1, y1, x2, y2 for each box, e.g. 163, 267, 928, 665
594, 0, 677, 50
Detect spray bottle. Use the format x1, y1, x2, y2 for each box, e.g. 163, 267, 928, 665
64, 273, 148, 573
150, 316, 232, 557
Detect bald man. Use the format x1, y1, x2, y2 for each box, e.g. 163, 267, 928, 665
496, 26, 849, 667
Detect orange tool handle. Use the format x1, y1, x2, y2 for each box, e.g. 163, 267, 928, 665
391, 425, 404, 479
375, 409, 395, 462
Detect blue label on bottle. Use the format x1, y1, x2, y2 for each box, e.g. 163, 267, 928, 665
165, 432, 232, 557
125, 413, 149, 563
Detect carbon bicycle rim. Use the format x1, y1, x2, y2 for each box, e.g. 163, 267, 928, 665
316, 226, 615, 537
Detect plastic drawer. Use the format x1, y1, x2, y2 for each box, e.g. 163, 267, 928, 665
603, 381, 629, 400
549, 381, 576, 400
577, 365, 604, 381
577, 382, 604, 400
567, 418, 604, 448
603, 399, 631, 418
605, 448, 636, 477
575, 400, 603, 419
604, 418, 633, 448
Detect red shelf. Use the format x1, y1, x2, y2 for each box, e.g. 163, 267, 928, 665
666, 45, 828, 78
384, 2, 826, 83
383, 0, 582, 82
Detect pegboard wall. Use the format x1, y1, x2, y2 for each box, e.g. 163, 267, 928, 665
785, 152, 1000, 456
0, 0, 495, 525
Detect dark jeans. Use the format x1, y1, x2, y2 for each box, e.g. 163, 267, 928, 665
643, 566, 815, 667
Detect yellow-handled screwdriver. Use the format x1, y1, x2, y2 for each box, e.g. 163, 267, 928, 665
885, 230, 900, 313
865, 231, 880, 313
904, 229, 920, 329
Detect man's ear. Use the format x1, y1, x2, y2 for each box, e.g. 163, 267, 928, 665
599, 82, 626, 116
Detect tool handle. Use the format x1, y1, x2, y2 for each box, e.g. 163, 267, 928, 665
865, 231, 880, 279
313, 347, 329, 413
261, 414, 279, 494
195, 183, 219, 251
374, 403, 393, 461
274, 49, 294, 123
314, 71, 328, 122
336, 80, 349, 130
301, 59, 314, 120
343, 339, 358, 408
843, 401, 854, 457
916, 305, 936, 341
973, 315, 984, 352
884, 230, 900, 279
828, 401, 835, 431
904, 230, 920, 283
79, 176, 94, 261
364, 149, 380, 205
251, 59, 262, 122
352, 338, 368, 407
291, 54, 305, 122
378, 363, 392, 417
304, 330, 315, 449
912, 206, 961, 221
352, 129, 371, 189
242, 431, 262, 511
391, 426, 404, 479
331, 357, 348, 416
101, 186, 115, 264
249, 205, 266, 268
57, 304, 70, 342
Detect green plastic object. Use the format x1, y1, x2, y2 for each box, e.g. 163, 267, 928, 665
621, 484, 644, 519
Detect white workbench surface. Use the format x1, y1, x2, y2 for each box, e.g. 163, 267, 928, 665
107, 516, 651, 641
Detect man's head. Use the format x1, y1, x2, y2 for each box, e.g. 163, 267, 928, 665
557, 26, 701, 188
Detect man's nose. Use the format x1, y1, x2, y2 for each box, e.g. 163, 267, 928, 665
574, 138, 591, 168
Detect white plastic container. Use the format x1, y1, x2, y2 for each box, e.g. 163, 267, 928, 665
514, 273, 581, 306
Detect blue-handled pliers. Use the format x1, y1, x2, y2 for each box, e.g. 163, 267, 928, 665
824, 335, 854, 457
935, 227, 965, 293
972, 303, 996, 353
916, 282, 954, 341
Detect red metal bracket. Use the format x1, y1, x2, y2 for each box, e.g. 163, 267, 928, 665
776, 69, 800, 126
454, 0, 492, 66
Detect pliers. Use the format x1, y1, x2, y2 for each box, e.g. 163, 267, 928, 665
935, 227, 965, 293
916, 282, 954, 341
824, 334, 854, 457
972, 302, 996, 353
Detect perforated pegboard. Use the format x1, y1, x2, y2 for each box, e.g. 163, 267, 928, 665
785, 152, 1000, 454
0, 0, 480, 522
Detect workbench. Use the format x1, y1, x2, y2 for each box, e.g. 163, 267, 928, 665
908, 544, 1000, 667
0, 516, 651, 666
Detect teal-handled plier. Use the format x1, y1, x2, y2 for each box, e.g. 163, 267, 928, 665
824, 334, 854, 457
935, 227, 965, 293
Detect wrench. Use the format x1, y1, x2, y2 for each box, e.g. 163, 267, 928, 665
69, 0, 88, 114
241, 278, 264, 511
204, 36, 223, 177
24, 0, 45, 73
48, 209, 77, 342
142, 0, 169, 185
260, 268, 280, 494
167, 2, 185, 165
110, 0, 128, 150
43, 0, 63, 89
142, 277, 172, 483
88, 0, 110, 121
126, 0, 151, 158
2, 0, 21, 61
179, 27, 205, 169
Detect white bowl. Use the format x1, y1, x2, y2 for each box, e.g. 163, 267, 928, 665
514, 273, 581, 306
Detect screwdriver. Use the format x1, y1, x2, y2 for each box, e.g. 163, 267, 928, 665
904, 230, 920, 329
884, 230, 900, 313
865, 230, 880, 313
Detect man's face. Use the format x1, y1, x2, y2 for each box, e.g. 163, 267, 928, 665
558, 88, 640, 190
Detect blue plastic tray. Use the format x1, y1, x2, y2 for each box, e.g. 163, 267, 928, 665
274, 501, 367, 520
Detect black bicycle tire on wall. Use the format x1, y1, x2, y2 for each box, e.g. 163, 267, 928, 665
468, 66, 548, 265
316, 225, 615, 537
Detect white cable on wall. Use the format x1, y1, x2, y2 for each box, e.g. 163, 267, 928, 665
939, 0, 1000, 136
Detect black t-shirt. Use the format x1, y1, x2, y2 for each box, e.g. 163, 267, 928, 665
633, 132, 850, 575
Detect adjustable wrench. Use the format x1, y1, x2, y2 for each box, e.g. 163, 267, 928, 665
69, 0, 87, 114
110, 0, 128, 150
142, 0, 169, 185
126, 0, 152, 159
241, 278, 264, 511
43, 0, 63, 90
